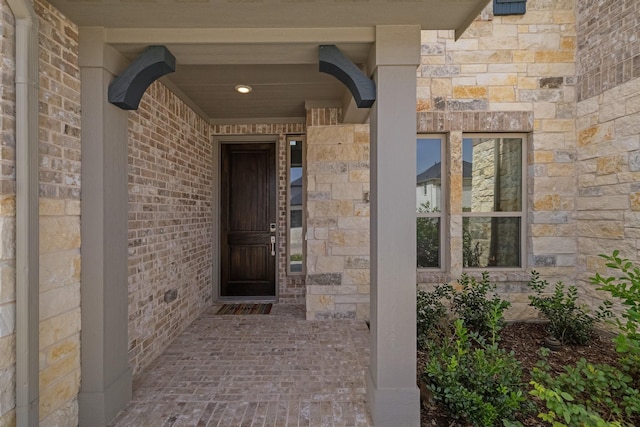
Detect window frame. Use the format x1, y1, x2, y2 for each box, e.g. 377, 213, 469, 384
461, 133, 527, 271
286, 135, 306, 276
416, 134, 447, 271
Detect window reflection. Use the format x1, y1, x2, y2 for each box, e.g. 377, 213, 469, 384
289, 139, 304, 274
463, 137, 522, 213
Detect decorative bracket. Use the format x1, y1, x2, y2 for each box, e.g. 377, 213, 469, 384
108, 45, 176, 110
319, 45, 376, 108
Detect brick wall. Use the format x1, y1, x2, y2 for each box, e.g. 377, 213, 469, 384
0, 1, 16, 424
575, 0, 640, 307
36, 0, 82, 425
576, 0, 640, 101
128, 82, 214, 374
212, 123, 307, 304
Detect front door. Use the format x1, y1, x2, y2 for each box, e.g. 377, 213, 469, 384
220, 143, 277, 297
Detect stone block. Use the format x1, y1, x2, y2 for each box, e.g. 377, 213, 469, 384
453, 86, 487, 99
596, 154, 626, 175
0, 365, 15, 419
0, 218, 15, 261
40, 198, 65, 216
577, 221, 624, 239
307, 294, 335, 312
348, 170, 369, 183
345, 256, 369, 269
476, 73, 517, 86
331, 183, 363, 200
0, 335, 15, 370
0, 262, 15, 305
533, 194, 560, 211
577, 122, 615, 147
40, 350, 79, 391
0, 197, 15, 216
39, 399, 78, 427
491, 84, 520, 102
307, 145, 368, 163
39, 250, 80, 293
39, 282, 80, 321
534, 50, 575, 63
308, 240, 327, 256
39, 308, 81, 350
547, 163, 575, 176
38, 369, 80, 421
0, 303, 15, 338
615, 112, 640, 138
43, 335, 79, 368
39, 216, 80, 254
329, 230, 369, 247
337, 217, 369, 230
518, 33, 560, 50
306, 273, 342, 286
307, 125, 354, 145
0, 409, 15, 427
309, 200, 354, 218
335, 294, 369, 304
330, 246, 369, 256
343, 269, 369, 285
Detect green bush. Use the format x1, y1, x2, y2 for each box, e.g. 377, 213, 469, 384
527, 271, 612, 345
591, 251, 640, 380
531, 348, 640, 426
424, 315, 528, 426
416, 284, 453, 349
452, 272, 511, 338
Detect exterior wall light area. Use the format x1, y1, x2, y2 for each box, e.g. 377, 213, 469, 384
235, 84, 252, 94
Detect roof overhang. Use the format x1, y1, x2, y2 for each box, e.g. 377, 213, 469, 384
53, 0, 491, 122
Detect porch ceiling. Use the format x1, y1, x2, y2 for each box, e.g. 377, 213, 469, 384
52, 0, 490, 122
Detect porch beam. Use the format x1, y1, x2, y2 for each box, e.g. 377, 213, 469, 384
367, 24, 421, 427
104, 27, 375, 45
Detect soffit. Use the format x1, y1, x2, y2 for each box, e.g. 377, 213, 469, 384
60, 1, 490, 122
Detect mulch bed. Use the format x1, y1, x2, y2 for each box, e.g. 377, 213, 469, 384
418, 322, 625, 426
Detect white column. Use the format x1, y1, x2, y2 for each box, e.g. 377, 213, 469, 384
78, 28, 132, 427
367, 25, 421, 427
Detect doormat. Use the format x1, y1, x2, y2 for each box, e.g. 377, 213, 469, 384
216, 303, 272, 315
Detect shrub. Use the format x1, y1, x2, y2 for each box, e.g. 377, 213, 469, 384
423, 314, 528, 426
451, 272, 511, 337
531, 348, 640, 426
416, 284, 453, 349
591, 251, 640, 380
527, 271, 612, 345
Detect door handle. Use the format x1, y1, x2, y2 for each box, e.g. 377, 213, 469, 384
270, 236, 276, 256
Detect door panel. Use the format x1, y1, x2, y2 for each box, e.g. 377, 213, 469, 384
221, 143, 276, 297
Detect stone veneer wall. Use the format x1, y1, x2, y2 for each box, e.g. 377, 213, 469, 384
37, 0, 82, 425
305, 108, 370, 320
416, 0, 578, 320
575, 0, 640, 308
128, 81, 214, 374
0, 2, 16, 424
212, 123, 307, 305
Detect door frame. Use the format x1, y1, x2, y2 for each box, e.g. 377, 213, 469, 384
212, 135, 280, 302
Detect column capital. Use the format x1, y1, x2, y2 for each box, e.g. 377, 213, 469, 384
79, 27, 128, 75
368, 25, 421, 72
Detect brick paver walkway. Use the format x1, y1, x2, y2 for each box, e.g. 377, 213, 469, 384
110, 304, 372, 427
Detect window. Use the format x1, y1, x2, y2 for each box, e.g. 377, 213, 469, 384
416, 136, 445, 269
493, 0, 526, 16
287, 136, 305, 274
462, 135, 525, 268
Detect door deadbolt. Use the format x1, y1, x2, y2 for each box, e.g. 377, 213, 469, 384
269, 223, 276, 232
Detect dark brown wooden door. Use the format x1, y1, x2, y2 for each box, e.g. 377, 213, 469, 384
221, 143, 276, 297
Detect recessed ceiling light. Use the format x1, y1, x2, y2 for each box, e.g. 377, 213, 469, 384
235, 84, 252, 94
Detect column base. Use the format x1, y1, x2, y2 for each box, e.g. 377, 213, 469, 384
366, 368, 420, 427
78, 367, 132, 427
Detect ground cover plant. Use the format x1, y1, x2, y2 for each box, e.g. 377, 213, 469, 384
417, 255, 640, 426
